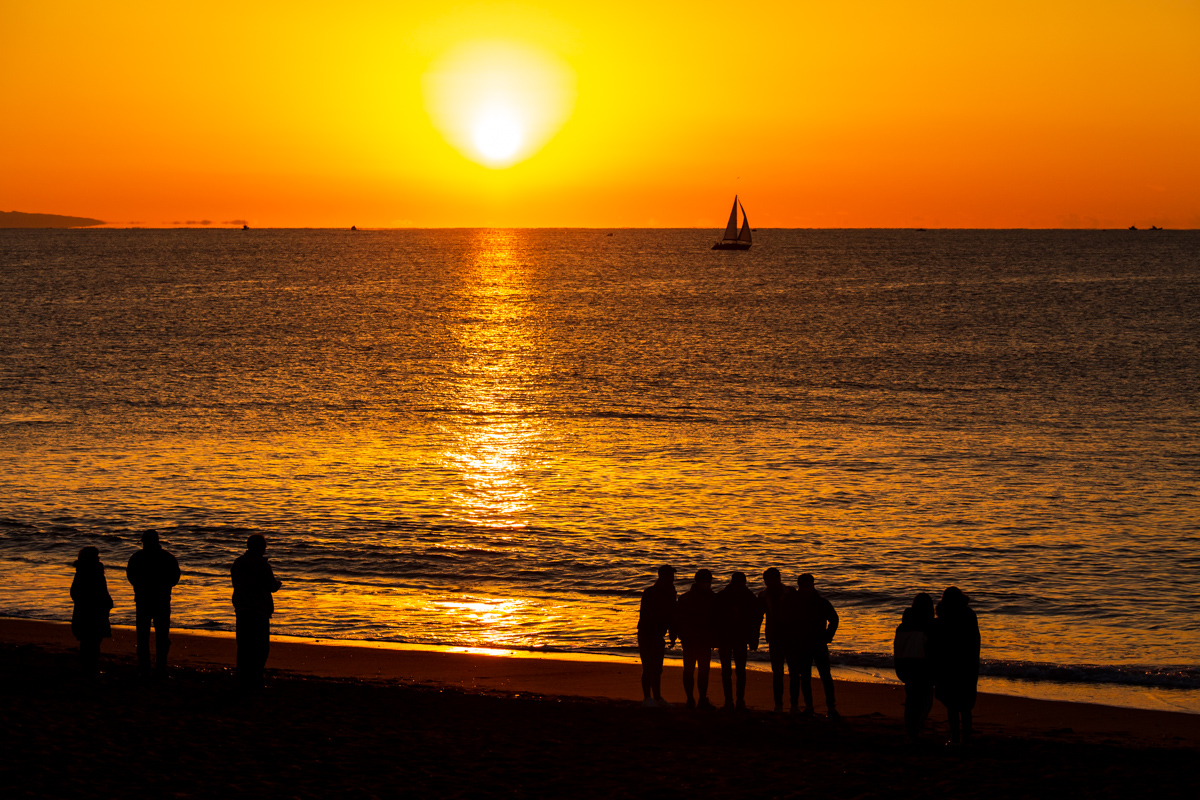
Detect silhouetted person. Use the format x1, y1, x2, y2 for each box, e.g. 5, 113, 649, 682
232, 534, 282, 689
933, 586, 981, 744
71, 547, 113, 677
791, 573, 840, 719
126, 530, 181, 678
712, 571, 763, 710
676, 569, 716, 710
894, 592, 936, 741
637, 564, 677, 707
758, 567, 798, 712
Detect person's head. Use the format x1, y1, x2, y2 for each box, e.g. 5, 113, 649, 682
694, 568, 712, 587
912, 592, 935, 620
74, 546, 101, 568
797, 573, 815, 594
729, 571, 747, 587
247, 534, 267, 556
939, 586, 969, 614
762, 567, 781, 587
141, 529, 160, 548
657, 564, 676, 582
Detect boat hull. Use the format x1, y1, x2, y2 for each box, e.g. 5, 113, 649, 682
712, 241, 751, 250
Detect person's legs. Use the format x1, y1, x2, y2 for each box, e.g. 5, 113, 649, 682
154, 604, 171, 676
789, 648, 804, 710
914, 676, 934, 737
236, 613, 248, 685
254, 618, 271, 681
638, 633, 665, 701
905, 678, 935, 739
947, 705, 962, 743
733, 644, 748, 707
769, 643, 785, 709
135, 604, 151, 675
682, 643, 697, 706
239, 614, 271, 689
813, 643, 836, 712
718, 645, 734, 707
696, 646, 711, 703
961, 708, 973, 741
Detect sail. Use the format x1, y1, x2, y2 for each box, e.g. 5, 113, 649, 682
723, 196, 739, 240
737, 201, 752, 243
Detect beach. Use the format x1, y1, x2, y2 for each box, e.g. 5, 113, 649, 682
3, 618, 1195, 799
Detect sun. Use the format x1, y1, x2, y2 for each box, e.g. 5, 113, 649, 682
472, 105, 523, 164
422, 41, 575, 169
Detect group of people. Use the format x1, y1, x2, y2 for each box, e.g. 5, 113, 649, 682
892, 587, 981, 743
638, 566, 841, 718
638, 566, 981, 743
69, 530, 283, 688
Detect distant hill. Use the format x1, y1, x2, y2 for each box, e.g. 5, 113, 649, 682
1, 211, 105, 228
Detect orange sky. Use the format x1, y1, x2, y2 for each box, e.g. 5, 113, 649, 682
2, 1, 1197, 228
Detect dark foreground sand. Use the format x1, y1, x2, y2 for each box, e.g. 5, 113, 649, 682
2, 619, 1196, 799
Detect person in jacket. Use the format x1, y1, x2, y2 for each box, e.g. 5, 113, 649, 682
757, 567, 797, 712
712, 571, 764, 710
125, 530, 181, 678
676, 569, 716, 710
933, 586, 981, 744
637, 564, 677, 707
893, 592, 936, 741
71, 546, 113, 677
791, 573, 840, 719
231, 534, 283, 689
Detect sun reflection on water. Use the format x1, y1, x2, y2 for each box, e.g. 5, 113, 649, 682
441, 229, 546, 529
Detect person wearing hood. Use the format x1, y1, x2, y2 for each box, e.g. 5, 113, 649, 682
125, 530, 181, 678
790, 573, 840, 719
232, 534, 283, 689
893, 592, 936, 741
637, 564, 677, 708
933, 586, 981, 744
675, 569, 717, 710
71, 546, 113, 677
712, 571, 764, 710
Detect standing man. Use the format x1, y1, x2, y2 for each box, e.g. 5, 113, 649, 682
712, 571, 764, 710
675, 569, 716, 710
126, 530, 181, 678
793, 573, 840, 719
232, 534, 282, 689
758, 567, 797, 712
637, 564, 677, 708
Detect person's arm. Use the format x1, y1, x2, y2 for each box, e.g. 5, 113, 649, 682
126, 555, 137, 589
825, 600, 839, 643
266, 563, 282, 592
169, 554, 181, 588
667, 593, 677, 648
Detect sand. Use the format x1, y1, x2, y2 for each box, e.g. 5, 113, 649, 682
2, 618, 1196, 798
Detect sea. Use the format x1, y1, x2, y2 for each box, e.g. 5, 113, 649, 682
2, 228, 1198, 713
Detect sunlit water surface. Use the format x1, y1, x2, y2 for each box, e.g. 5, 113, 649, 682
1, 229, 1198, 710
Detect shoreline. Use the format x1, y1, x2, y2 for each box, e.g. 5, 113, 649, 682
4, 617, 1196, 750
4, 609, 1196, 716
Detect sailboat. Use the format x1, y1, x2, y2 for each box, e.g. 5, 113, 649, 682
712, 195, 752, 250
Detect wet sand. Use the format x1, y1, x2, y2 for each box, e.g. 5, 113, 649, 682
2, 618, 1196, 798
